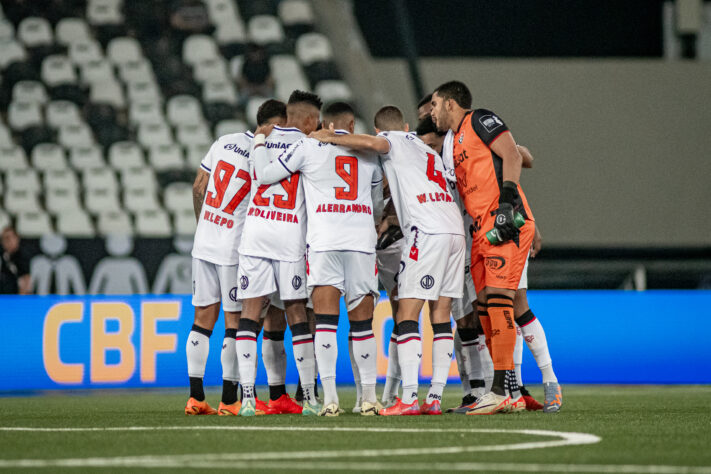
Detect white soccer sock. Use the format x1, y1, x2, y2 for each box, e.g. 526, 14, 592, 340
478, 333, 494, 392
235, 319, 260, 399
514, 326, 524, 387
350, 319, 377, 404
518, 311, 558, 383
427, 323, 453, 404
187, 325, 211, 379
382, 326, 401, 402
348, 334, 362, 403
453, 331, 469, 395
262, 330, 286, 388
221, 329, 239, 383
397, 320, 421, 405
314, 314, 339, 406
457, 326, 484, 397
291, 322, 317, 403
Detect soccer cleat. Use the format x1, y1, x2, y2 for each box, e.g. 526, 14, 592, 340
543, 382, 562, 413
360, 401, 379, 416
465, 392, 511, 415
185, 398, 218, 415
318, 403, 340, 417
446, 393, 477, 413
382, 397, 398, 409
255, 398, 269, 415
302, 401, 323, 416
509, 395, 527, 413
266, 394, 303, 415
523, 395, 543, 411
420, 400, 442, 415
379, 398, 420, 416
352, 396, 362, 413
239, 398, 257, 416
217, 401, 242, 416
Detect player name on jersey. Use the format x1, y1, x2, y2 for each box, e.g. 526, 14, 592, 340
246, 207, 300, 223
416, 192, 454, 204
314, 203, 373, 215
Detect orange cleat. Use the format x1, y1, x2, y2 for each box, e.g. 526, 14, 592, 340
523, 395, 543, 411
419, 400, 442, 415
265, 394, 303, 414
185, 398, 218, 415
218, 401, 242, 416
379, 398, 420, 416
508, 395, 527, 413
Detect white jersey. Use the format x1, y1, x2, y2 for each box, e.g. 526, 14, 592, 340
441, 129, 473, 246
191, 131, 253, 265
378, 131, 464, 238
277, 131, 383, 253
238, 126, 307, 262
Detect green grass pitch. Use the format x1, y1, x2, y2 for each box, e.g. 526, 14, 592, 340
1, 385, 710, 472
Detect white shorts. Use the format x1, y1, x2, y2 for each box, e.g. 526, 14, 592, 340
452, 258, 477, 320
191, 258, 242, 312
237, 255, 308, 301
376, 236, 407, 296
397, 230, 465, 301
307, 250, 379, 312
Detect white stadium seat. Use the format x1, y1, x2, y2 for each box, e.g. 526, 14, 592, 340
82, 167, 118, 193
31, 143, 68, 171
0, 123, 12, 147
184, 143, 211, 169
90, 79, 126, 108
68, 39, 104, 66
248, 15, 284, 46
202, 80, 238, 105
127, 80, 162, 103
16, 211, 52, 237
193, 58, 230, 84
121, 167, 157, 193
7, 101, 43, 131
278, 0, 315, 27
149, 144, 185, 171
296, 33, 333, 65
135, 209, 172, 237
214, 17, 247, 45
84, 188, 120, 214
44, 169, 79, 192
167, 95, 204, 126
163, 182, 193, 213
41, 55, 77, 86
87, 0, 123, 26
182, 35, 219, 66
4, 189, 41, 214
137, 122, 173, 147
176, 123, 212, 146
80, 59, 115, 85
271, 55, 310, 101
58, 123, 94, 148
56, 209, 95, 237
0, 146, 29, 172
205, 0, 240, 25
108, 141, 145, 171
245, 96, 268, 127
55, 18, 92, 46
44, 188, 82, 215
173, 208, 197, 235
123, 188, 160, 212
12, 80, 48, 105
215, 119, 248, 138
97, 210, 133, 235
129, 101, 165, 126
0, 211, 10, 232
118, 59, 154, 84
0, 19, 15, 41
46, 101, 83, 128
315, 80, 353, 103
69, 145, 105, 169
17, 17, 53, 48
6, 168, 40, 193
0, 39, 27, 69
107, 37, 143, 65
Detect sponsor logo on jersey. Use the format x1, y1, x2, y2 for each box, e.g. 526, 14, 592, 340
479, 114, 504, 133
223, 143, 249, 158
292, 275, 302, 290
420, 275, 435, 289
485, 256, 506, 270
240, 275, 249, 290
265, 142, 291, 150
229, 287, 238, 302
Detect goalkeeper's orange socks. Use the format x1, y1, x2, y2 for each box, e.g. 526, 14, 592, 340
486, 293, 517, 396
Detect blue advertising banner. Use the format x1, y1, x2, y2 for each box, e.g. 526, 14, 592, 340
1, 291, 710, 392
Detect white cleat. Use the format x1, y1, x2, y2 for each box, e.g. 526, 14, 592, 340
466, 391, 511, 415
318, 403, 340, 417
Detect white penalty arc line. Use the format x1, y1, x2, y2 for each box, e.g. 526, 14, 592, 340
0, 427, 601, 468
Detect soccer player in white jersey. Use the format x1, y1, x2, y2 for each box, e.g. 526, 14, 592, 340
185, 100, 287, 416
235, 90, 322, 416
311, 105, 465, 416
253, 102, 384, 416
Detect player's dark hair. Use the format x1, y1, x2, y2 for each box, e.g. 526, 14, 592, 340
415, 115, 445, 137
374, 105, 404, 131
434, 81, 472, 109
287, 90, 323, 110
256, 99, 286, 125
417, 93, 433, 110
322, 101, 355, 120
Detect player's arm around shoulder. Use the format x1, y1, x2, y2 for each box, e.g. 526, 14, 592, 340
310, 124, 390, 154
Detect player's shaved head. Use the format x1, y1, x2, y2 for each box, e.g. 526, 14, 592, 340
433, 81, 472, 109
256, 99, 287, 126
374, 105, 405, 131
322, 102, 355, 133
286, 90, 322, 134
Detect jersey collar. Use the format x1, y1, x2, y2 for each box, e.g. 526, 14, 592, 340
245, 131, 254, 138
455, 110, 473, 135
334, 129, 349, 135
273, 125, 302, 133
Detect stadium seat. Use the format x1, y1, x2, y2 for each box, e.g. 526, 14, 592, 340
0, 123, 13, 147
108, 141, 145, 171
183, 35, 219, 66
214, 18, 248, 47
248, 15, 285, 46
44, 169, 79, 192
0, 39, 27, 70
193, 58, 230, 84
90, 78, 126, 108
215, 119, 248, 138
12, 80, 48, 104
127, 80, 162, 104
69, 145, 105, 169
202, 80, 238, 105
176, 123, 212, 146
163, 181, 193, 213
315, 80, 353, 103
245, 96, 268, 126
97, 210, 133, 235
19, 125, 54, 153
166, 95, 205, 126
185, 143, 211, 168
0, 210, 10, 232
4, 189, 41, 214
87, 0, 124, 28
44, 188, 81, 215
48, 83, 85, 106
31, 143, 68, 171
118, 59, 154, 84
57, 123, 94, 148
173, 208, 197, 235
0, 19, 14, 42
0, 146, 29, 172
149, 144, 185, 171
82, 167, 118, 193
3, 61, 39, 91
279, 0, 315, 28
204, 102, 237, 125
106, 37, 143, 65
46, 100, 83, 128
205, 0, 241, 25
80, 59, 115, 85
17, 17, 53, 48
135, 209, 172, 237
137, 122, 173, 147
271, 55, 310, 101
55, 18, 92, 46
7, 101, 43, 131
84, 188, 120, 214
121, 167, 157, 193
68, 40, 104, 65
123, 188, 160, 212
85, 103, 118, 131
15, 210, 52, 237
128, 101, 165, 126
55, 209, 95, 237
41, 55, 77, 87
295, 33, 333, 65
6, 168, 40, 193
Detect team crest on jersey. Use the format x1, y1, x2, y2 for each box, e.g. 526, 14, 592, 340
420, 275, 435, 290
458, 133, 464, 144
485, 256, 506, 270
240, 275, 249, 290
229, 287, 238, 302
479, 114, 504, 133
292, 275, 302, 290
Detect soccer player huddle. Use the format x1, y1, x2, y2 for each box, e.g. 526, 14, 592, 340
185, 81, 562, 417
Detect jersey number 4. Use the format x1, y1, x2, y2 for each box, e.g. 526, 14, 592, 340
205, 160, 251, 215
426, 152, 447, 192
334, 155, 358, 201
252, 172, 300, 210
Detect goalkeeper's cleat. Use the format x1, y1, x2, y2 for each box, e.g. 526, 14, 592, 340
509, 395, 527, 413
254, 398, 269, 415
543, 382, 562, 413
446, 393, 477, 413
523, 395, 543, 411
185, 398, 217, 415
360, 401, 379, 416
217, 401, 242, 416
420, 400, 442, 415
302, 401, 322, 416
465, 392, 511, 415
379, 398, 420, 416
239, 398, 257, 416
266, 394, 303, 415
318, 403, 340, 417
